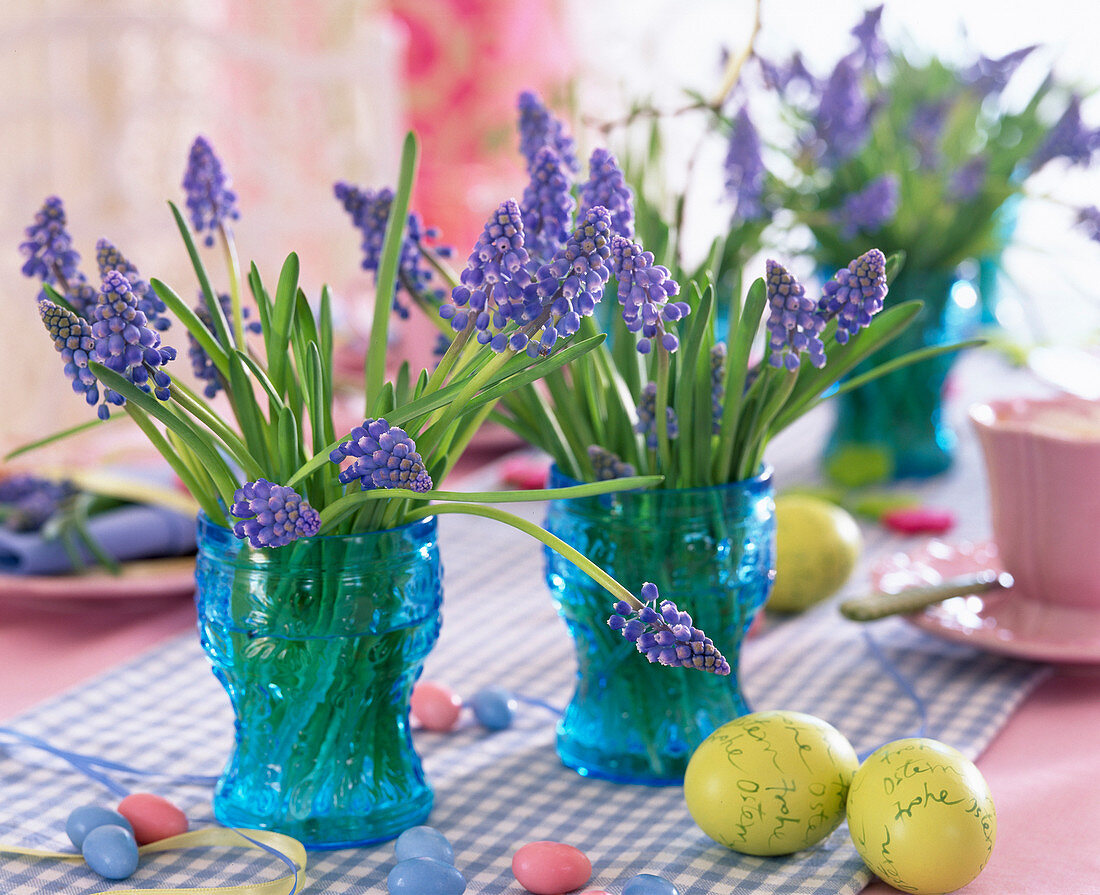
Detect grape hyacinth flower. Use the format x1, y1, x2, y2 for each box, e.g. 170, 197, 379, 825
724, 106, 767, 225
908, 100, 949, 170
334, 182, 450, 318
517, 90, 579, 174
963, 46, 1036, 97
187, 292, 263, 398
20, 196, 82, 287
231, 479, 320, 549
850, 4, 886, 70
330, 418, 433, 493
90, 271, 177, 416
765, 260, 826, 371
818, 249, 889, 345
813, 54, 872, 164
1076, 206, 1100, 243
578, 148, 634, 239
758, 52, 816, 94
442, 199, 533, 350
950, 157, 988, 201
710, 343, 727, 435
95, 239, 172, 332
37, 299, 103, 415
635, 382, 679, 449
834, 174, 899, 239
607, 583, 731, 675
587, 445, 636, 481
1031, 95, 1100, 170
521, 146, 575, 265
611, 235, 688, 354
515, 206, 615, 356
182, 136, 240, 247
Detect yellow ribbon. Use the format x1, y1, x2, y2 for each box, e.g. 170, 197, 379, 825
1, 827, 308, 894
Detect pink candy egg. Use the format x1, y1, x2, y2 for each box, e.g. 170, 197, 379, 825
117, 793, 189, 845
512, 840, 592, 895
410, 681, 463, 732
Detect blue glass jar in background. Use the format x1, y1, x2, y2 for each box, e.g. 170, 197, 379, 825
544, 468, 776, 785
194, 514, 442, 848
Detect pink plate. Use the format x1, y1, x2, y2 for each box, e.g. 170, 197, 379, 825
0, 556, 195, 606
871, 540, 1100, 664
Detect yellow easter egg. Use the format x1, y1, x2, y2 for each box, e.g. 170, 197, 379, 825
846, 738, 997, 895
767, 495, 862, 613
684, 710, 858, 856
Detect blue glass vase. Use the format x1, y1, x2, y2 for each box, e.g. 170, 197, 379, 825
195, 515, 442, 848
823, 266, 978, 482
544, 468, 776, 785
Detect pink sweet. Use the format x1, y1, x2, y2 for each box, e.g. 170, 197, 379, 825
410, 681, 463, 732
882, 506, 956, 535
512, 840, 592, 895
116, 793, 189, 845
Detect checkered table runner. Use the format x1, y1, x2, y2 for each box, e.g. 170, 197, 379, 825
0, 499, 1045, 894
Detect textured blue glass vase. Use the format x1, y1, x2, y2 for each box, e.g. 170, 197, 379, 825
544, 468, 776, 785
195, 515, 442, 848
824, 266, 977, 482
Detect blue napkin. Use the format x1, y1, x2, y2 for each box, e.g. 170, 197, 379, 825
0, 505, 196, 576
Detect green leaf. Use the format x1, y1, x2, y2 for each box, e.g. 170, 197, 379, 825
276, 405, 301, 485
234, 350, 284, 414
367, 132, 418, 407
150, 278, 230, 380
167, 201, 232, 350
40, 282, 80, 317
248, 263, 273, 342
267, 253, 301, 397
5, 417, 111, 462
225, 352, 270, 466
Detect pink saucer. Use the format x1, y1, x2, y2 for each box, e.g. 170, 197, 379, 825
0, 556, 195, 607
871, 540, 1100, 664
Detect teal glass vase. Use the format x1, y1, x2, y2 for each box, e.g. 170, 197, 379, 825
195, 515, 442, 848
544, 468, 776, 785
823, 266, 978, 482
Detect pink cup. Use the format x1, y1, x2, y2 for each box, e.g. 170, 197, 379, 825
970, 396, 1100, 609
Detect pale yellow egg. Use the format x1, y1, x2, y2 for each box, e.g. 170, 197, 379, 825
767, 495, 862, 612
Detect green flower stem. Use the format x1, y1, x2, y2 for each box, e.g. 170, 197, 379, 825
405, 502, 644, 611
168, 380, 266, 481
420, 245, 461, 291
219, 223, 245, 348
419, 349, 513, 460
317, 475, 664, 534
422, 319, 475, 397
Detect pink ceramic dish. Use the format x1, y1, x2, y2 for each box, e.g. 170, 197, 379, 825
872, 540, 1100, 664
0, 556, 195, 607
970, 395, 1100, 611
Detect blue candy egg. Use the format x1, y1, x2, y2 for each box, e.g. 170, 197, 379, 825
623, 873, 680, 895
395, 825, 455, 864
468, 686, 517, 730
82, 824, 139, 880
66, 805, 134, 849
387, 856, 466, 895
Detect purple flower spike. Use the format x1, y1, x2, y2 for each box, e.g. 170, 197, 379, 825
818, 249, 888, 345
95, 239, 171, 332
834, 174, 899, 238
765, 260, 826, 371
950, 157, 987, 201
579, 148, 634, 239
521, 147, 575, 265
38, 298, 104, 417
1032, 95, 1100, 170
635, 382, 678, 449
908, 101, 949, 170
515, 207, 614, 356
710, 343, 727, 435
20, 196, 82, 287
187, 292, 262, 398
231, 479, 320, 549
443, 199, 533, 349
964, 46, 1036, 97
587, 445, 636, 481
607, 584, 731, 675
0, 475, 76, 533
517, 90, 579, 174
1075, 206, 1100, 243
724, 107, 767, 225
850, 4, 886, 69
330, 418, 433, 493
814, 54, 872, 164
182, 136, 240, 247
90, 270, 177, 414
611, 235, 687, 354
334, 182, 450, 319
